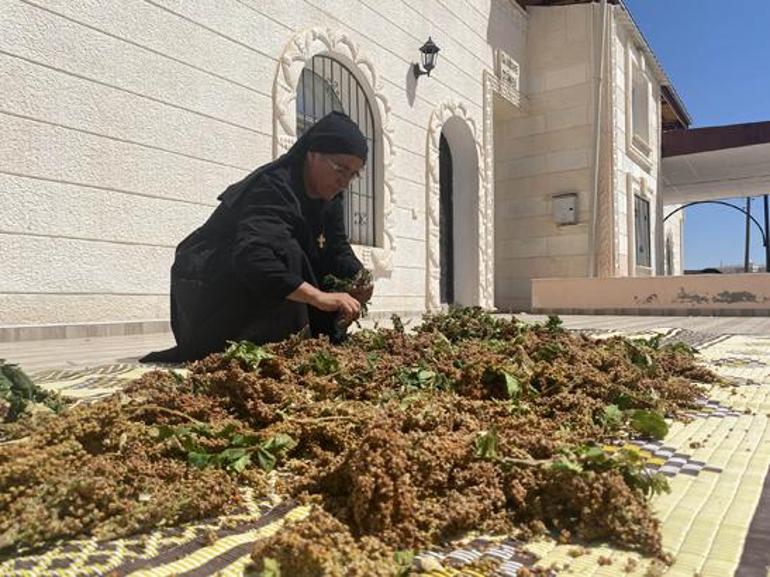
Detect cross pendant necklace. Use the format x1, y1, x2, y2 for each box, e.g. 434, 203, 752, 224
317, 232, 326, 249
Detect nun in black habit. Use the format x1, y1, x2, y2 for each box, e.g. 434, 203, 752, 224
142, 111, 372, 363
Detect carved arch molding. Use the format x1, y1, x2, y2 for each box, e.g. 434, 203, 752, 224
273, 28, 395, 275
425, 99, 494, 311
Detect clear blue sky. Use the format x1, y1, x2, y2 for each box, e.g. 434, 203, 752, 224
624, 0, 770, 270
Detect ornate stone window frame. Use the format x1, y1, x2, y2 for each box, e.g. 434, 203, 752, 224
425, 98, 494, 310
627, 173, 654, 275
625, 46, 653, 173
273, 28, 395, 276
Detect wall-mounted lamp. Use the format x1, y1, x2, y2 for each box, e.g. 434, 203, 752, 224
412, 37, 440, 78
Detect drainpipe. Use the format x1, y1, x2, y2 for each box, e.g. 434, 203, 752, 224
588, 0, 609, 278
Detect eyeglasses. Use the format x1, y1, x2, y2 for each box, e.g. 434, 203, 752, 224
322, 155, 361, 182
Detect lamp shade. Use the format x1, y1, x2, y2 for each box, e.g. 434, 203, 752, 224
420, 37, 440, 75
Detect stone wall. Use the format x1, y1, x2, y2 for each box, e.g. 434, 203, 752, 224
494, 4, 594, 311
0, 0, 525, 332
532, 273, 770, 315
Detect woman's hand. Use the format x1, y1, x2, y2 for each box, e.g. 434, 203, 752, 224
312, 291, 361, 323
287, 282, 362, 324
349, 283, 373, 306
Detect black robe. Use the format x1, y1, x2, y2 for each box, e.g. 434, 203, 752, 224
144, 160, 362, 362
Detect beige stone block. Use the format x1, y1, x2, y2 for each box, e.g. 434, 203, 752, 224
373, 266, 425, 297
1, 1, 272, 131
1, 235, 173, 294
494, 295, 531, 313
368, 295, 424, 314
392, 177, 425, 212
529, 83, 590, 116
546, 104, 590, 132
494, 276, 532, 302
495, 133, 550, 161
0, 294, 170, 326
498, 215, 556, 240
392, 207, 425, 241
0, 51, 267, 172
543, 125, 593, 154
500, 155, 548, 180
566, 8, 590, 42
394, 238, 427, 269
501, 115, 547, 138
507, 195, 550, 219
0, 174, 210, 247
543, 63, 588, 92
2, 114, 246, 206
505, 170, 591, 199
500, 236, 548, 259
546, 148, 590, 173
510, 254, 589, 279
497, 126, 591, 163
546, 232, 589, 256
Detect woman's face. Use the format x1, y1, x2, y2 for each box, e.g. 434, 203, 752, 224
305, 152, 364, 201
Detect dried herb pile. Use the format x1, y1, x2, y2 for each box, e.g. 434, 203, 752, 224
0, 308, 719, 575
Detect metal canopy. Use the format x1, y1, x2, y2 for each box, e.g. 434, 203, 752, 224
662, 121, 770, 204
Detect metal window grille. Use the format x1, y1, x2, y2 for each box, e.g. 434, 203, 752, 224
296, 55, 376, 246
635, 195, 651, 267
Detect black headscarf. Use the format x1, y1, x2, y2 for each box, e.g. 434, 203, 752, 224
219, 111, 367, 207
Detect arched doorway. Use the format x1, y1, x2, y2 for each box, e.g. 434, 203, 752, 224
439, 133, 454, 304
426, 103, 488, 310
427, 115, 479, 308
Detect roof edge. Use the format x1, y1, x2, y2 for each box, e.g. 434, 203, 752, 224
662, 120, 770, 157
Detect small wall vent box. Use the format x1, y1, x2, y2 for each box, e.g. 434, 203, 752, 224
553, 193, 578, 225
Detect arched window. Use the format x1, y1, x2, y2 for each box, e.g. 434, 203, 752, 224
296, 55, 376, 246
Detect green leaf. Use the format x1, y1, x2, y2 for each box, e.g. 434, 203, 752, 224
180, 436, 203, 453
612, 393, 634, 410
0, 372, 13, 393
417, 370, 436, 384
214, 423, 239, 439
190, 423, 214, 438
156, 425, 176, 440
304, 350, 340, 376
216, 447, 247, 462
545, 315, 564, 332
230, 433, 260, 447
223, 341, 274, 371
580, 446, 606, 462
474, 428, 499, 461
230, 454, 251, 473
396, 367, 438, 389
630, 410, 668, 440
600, 404, 623, 430
188, 451, 212, 469
394, 549, 415, 576
503, 372, 521, 399
257, 447, 277, 472
1, 364, 36, 397
262, 433, 297, 454
259, 557, 281, 577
